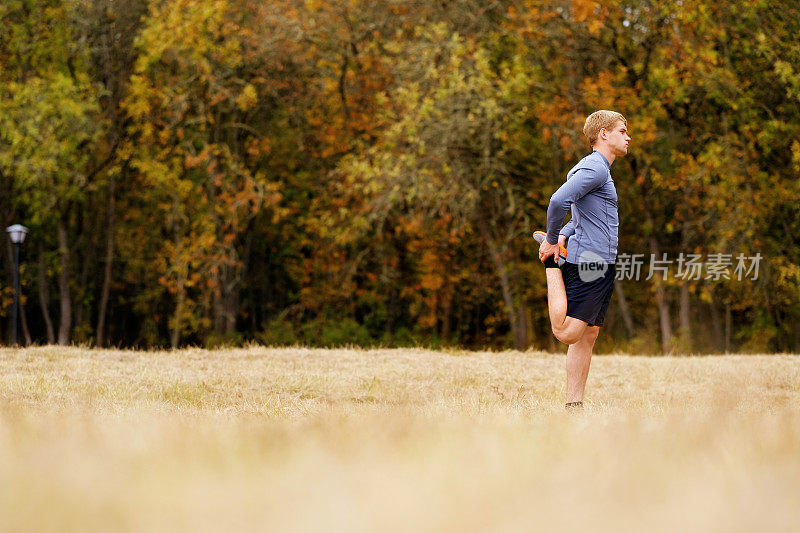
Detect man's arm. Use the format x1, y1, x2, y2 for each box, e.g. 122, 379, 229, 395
560, 219, 576, 240
545, 167, 605, 244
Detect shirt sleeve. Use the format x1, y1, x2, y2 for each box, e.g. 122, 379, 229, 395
545, 166, 606, 244
559, 218, 576, 239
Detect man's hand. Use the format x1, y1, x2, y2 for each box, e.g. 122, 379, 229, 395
538, 235, 566, 263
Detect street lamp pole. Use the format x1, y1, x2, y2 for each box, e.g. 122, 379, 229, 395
11, 241, 19, 346
6, 224, 28, 347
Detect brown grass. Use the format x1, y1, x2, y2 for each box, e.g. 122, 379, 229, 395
0, 346, 798, 532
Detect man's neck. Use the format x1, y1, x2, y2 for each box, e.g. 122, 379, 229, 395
594, 145, 615, 166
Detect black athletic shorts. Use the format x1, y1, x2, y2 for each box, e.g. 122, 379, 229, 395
562, 262, 616, 327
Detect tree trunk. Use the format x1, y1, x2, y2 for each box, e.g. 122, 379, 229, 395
74, 216, 92, 338
171, 277, 186, 349
614, 279, 635, 336
223, 264, 238, 333
708, 297, 724, 352
20, 303, 32, 346
679, 282, 691, 349
57, 217, 72, 345
516, 304, 529, 350
38, 244, 55, 344
490, 251, 520, 348
524, 306, 533, 351
440, 289, 452, 341
477, 217, 527, 350
97, 173, 116, 347
171, 236, 187, 349
678, 214, 693, 351
649, 235, 672, 354
725, 303, 732, 353
510, 259, 530, 350
212, 262, 239, 336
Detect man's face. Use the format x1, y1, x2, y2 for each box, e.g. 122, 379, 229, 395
602, 121, 631, 156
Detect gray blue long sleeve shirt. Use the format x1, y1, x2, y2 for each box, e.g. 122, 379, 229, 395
545, 151, 618, 264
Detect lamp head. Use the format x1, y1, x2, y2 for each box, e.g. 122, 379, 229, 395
6, 224, 28, 244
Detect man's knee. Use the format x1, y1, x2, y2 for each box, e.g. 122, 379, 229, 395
552, 327, 582, 345
583, 327, 600, 345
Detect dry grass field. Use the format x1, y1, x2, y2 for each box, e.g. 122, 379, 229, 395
0, 346, 799, 533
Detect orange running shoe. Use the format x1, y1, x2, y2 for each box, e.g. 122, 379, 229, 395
532, 231, 568, 264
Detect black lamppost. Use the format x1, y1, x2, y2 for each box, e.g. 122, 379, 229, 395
6, 224, 28, 346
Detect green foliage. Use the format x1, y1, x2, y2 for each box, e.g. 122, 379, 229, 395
257, 317, 371, 348
0, 74, 104, 220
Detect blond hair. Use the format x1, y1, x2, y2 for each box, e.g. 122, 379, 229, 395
583, 110, 627, 146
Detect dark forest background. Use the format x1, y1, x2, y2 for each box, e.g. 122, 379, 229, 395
1, 0, 799, 353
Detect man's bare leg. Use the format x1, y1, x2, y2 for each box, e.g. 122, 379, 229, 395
566, 325, 600, 403
546, 268, 568, 328
545, 268, 587, 344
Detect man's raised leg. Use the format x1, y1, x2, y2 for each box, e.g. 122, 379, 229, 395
545, 267, 587, 344
535, 233, 587, 344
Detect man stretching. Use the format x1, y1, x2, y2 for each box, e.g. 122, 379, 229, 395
533, 110, 630, 409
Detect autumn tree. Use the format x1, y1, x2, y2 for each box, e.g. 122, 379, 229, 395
0, 0, 110, 345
